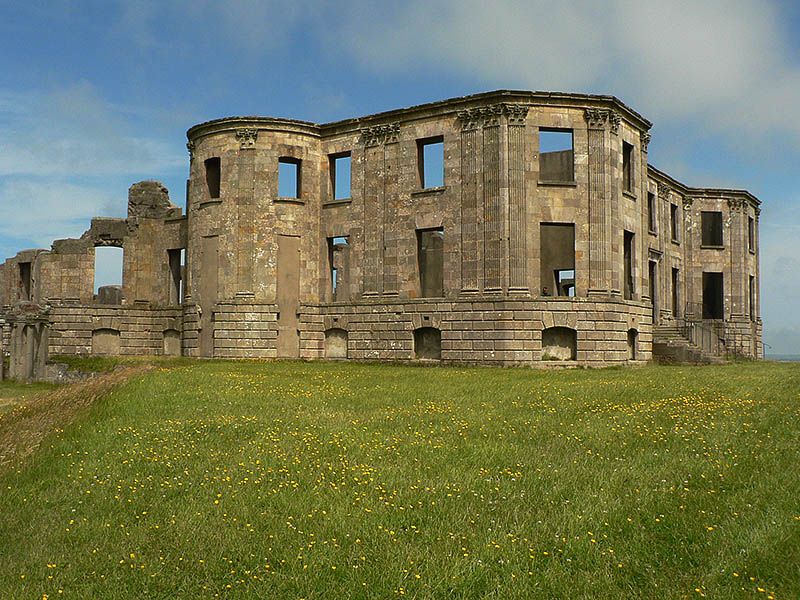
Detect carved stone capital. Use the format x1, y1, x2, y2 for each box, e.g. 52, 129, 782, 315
641, 132, 651, 153
584, 108, 610, 130
609, 112, 621, 135
504, 103, 530, 126
235, 128, 258, 149
186, 140, 195, 160
657, 183, 671, 199
682, 197, 694, 210
727, 197, 746, 212
754, 207, 761, 218
360, 123, 400, 147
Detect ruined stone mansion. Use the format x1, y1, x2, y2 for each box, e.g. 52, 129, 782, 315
0, 90, 762, 376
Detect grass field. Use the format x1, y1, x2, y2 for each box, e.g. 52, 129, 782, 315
0, 360, 798, 599
0, 380, 57, 415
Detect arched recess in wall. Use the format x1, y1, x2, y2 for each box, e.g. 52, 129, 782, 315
324, 328, 348, 359
627, 328, 638, 360
94, 246, 124, 305
414, 327, 442, 361
541, 327, 577, 361
92, 328, 121, 355
163, 329, 181, 357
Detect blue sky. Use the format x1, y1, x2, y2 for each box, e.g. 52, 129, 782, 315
1, 0, 799, 353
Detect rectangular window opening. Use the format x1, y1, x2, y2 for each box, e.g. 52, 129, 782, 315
204, 157, 221, 199
672, 267, 680, 317
19, 261, 31, 301
540, 223, 576, 297
417, 137, 444, 189
748, 216, 755, 252
329, 152, 352, 201
328, 236, 349, 301
623, 230, 635, 300
623, 141, 634, 193
649, 260, 659, 323
701, 211, 724, 247
279, 157, 301, 199
670, 204, 680, 243
417, 228, 444, 297
539, 129, 574, 183
168, 248, 185, 305
702, 271, 724, 319
647, 192, 657, 234
749, 275, 756, 321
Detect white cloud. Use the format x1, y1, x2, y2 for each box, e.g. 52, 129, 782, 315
0, 82, 183, 178
340, 0, 799, 140
0, 179, 122, 252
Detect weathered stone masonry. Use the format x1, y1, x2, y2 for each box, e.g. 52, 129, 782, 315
0, 90, 763, 373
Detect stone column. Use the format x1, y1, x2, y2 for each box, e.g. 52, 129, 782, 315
727, 198, 746, 318
683, 197, 696, 319
235, 128, 258, 298
482, 110, 503, 292
457, 112, 483, 293
507, 105, 529, 292
360, 124, 399, 296
7, 303, 50, 382
584, 108, 616, 296
0, 317, 5, 380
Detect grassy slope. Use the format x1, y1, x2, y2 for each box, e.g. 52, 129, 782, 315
0, 381, 57, 415
0, 361, 798, 599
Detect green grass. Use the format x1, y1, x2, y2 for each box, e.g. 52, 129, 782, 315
0, 380, 57, 415
1, 361, 799, 599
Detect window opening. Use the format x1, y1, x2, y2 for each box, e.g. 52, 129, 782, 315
623, 231, 635, 300
672, 267, 680, 317
414, 327, 442, 360
417, 136, 444, 189
168, 248, 185, 305
647, 192, 657, 233
649, 260, 658, 323
19, 261, 31, 301
94, 246, 123, 304
539, 129, 574, 183
623, 141, 634, 193
541, 327, 577, 361
701, 211, 723, 247
748, 216, 755, 252
328, 236, 349, 301
204, 157, 220, 199
749, 275, 756, 322
670, 204, 680, 242
329, 152, 352, 200
417, 228, 444, 297
279, 157, 301, 198
702, 272, 724, 319
540, 223, 575, 297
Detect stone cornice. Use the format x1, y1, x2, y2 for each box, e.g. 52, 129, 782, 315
187, 117, 320, 144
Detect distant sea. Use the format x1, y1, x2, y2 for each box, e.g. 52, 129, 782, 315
766, 354, 800, 362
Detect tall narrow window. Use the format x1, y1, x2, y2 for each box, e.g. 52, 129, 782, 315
540, 223, 576, 297
701, 211, 724, 247
539, 129, 574, 183
168, 248, 184, 305
623, 231, 635, 300
749, 275, 756, 321
649, 260, 658, 324
417, 136, 444, 189
204, 157, 221, 199
328, 236, 349, 301
672, 267, 680, 317
329, 152, 351, 201
702, 272, 724, 319
278, 157, 301, 199
94, 246, 123, 305
417, 228, 444, 297
748, 216, 755, 252
623, 141, 634, 193
670, 204, 679, 242
19, 261, 31, 301
647, 192, 657, 233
